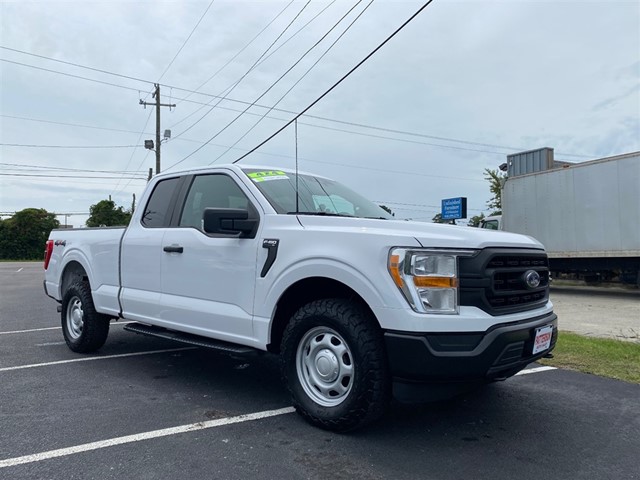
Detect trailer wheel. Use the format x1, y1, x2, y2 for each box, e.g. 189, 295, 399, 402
61, 281, 110, 353
280, 299, 390, 432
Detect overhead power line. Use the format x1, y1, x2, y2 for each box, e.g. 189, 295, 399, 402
114, 151, 153, 195
171, 0, 312, 142
156, 0, 215, 83
305, 158, 483, 182
0, 58, 145, 94
111, 108, 154, 194
0, 49, 593, 159
0, 110, 588, 161
0, 162, 148, 175
171, 0, 296, 110
0, 143, 140, 149
3, 111, 502, 156
0, 110, 520, 155
0, 173, 146, 179
169, 0, 335, 129
231, 0, 439, 164
293, 123, 513, 155
0, 211, 89, 215
0, 47, 148, 86
168, 0, 364, 169
210, 0, 374, 165
0, 114, 148, 135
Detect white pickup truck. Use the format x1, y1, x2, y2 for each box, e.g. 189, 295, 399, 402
44, 165, 557, 431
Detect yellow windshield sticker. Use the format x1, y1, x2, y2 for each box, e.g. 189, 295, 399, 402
247, 171, 289, 182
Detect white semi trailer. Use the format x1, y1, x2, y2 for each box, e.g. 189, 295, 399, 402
493, 150, 640, 284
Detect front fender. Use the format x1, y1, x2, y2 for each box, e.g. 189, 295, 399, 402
255, 257, 403, 321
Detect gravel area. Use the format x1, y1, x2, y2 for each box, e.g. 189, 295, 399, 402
550, 286, 640, 342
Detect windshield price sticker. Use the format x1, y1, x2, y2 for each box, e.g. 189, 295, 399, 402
532, 324, 553, 354
247, 171, 289, 182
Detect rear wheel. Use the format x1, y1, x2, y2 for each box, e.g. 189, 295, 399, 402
61, 281, 110, 353
281, 299, 390, 432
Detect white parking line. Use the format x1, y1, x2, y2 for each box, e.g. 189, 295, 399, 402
0, 406, 296, 469
0, 321, 133, 336
0, 347, 197, 373
0, 327, 60, 335
515, 366, 557, 376
16, 268, 23, 273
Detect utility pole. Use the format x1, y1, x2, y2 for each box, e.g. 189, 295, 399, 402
140, 84, 175, 175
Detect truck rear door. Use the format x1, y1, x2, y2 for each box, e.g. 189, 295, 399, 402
120, 175, 183, 323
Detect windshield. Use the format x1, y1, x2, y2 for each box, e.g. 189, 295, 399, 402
242, 169, 392, 219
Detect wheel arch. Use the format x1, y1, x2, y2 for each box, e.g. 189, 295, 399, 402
60, 260, 90, 298
267, 276, 379, 354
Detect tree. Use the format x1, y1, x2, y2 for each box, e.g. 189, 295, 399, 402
0, 208, 60, 260
467, 212, 486, 227
432, 213, 450, 224
86, 199, 131, 227
484, 168, 506, 215
379, 205, 395, 217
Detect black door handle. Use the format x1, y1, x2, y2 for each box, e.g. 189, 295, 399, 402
163, 245, 184, 253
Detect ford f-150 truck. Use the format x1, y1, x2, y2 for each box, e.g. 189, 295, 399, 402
44, 165, 557, 431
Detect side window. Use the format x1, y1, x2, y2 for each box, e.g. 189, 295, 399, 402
179, 174, 252, 230
142, 177, 180, 227
482, 220, 499, 230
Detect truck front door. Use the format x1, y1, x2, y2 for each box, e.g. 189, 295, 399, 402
159, 172, 261, 344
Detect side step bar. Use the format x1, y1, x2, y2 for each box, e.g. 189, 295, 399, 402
123, 322, 258, 355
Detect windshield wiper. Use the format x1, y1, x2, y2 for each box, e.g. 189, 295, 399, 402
363, 216, 388, 220
287, 211, 355, 217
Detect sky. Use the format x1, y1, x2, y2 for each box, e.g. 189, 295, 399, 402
1, 0, 638, 227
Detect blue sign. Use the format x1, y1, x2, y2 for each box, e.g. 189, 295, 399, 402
441, 197, 467, 220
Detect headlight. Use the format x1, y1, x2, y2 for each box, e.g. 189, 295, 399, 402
388, 248, 476, 314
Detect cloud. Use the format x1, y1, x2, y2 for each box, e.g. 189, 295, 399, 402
1, 0, 639, 226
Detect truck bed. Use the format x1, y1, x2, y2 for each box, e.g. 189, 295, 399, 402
44, 227, 126, 317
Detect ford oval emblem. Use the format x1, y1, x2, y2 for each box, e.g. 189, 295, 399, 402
524, 270, 541, 289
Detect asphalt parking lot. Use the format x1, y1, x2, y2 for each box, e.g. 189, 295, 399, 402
1, 262, 639, 480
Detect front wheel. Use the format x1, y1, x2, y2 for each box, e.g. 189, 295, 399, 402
61, 281, 110, 353
281, 299, 391, 432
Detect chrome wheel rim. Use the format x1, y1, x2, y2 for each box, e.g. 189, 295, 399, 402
66, 296, 84, 340
296, 326, 354, 407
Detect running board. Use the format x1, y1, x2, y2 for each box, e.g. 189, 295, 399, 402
123, 322, 258, 355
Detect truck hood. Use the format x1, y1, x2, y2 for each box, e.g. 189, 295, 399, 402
296, 216, 544, 250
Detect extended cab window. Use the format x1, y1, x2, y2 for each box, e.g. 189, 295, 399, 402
482, 220, 499, 230
179, 174, 254, 230
142, 177, 180, 227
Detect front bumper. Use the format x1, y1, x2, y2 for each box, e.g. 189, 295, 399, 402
384, 312, 558, 399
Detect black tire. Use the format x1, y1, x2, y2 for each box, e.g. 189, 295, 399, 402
61, 281, 110, 353
280, 298, 391, 432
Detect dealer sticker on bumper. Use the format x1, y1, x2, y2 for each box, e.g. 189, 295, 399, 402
533, 325, 553, 355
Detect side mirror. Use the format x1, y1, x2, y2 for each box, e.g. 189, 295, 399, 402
202, 208, 257, 237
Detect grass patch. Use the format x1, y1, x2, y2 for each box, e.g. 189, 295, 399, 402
540, 332, 640, 384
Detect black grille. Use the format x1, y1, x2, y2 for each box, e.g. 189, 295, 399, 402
459, 249, 549, 316
487, 256, 549, 269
